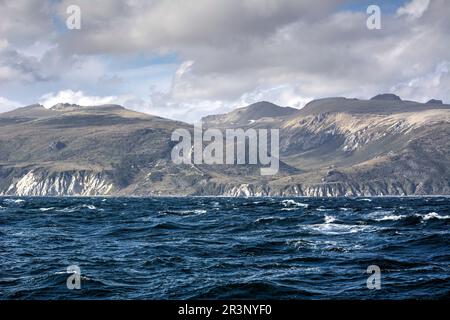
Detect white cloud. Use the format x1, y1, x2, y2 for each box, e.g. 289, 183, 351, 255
175, 61, 195, 79
39, 90, 122, 108
0, 96, 22, 113
391, 61, 450, 102
397, 0, 430, 20
0, 39, 8, 50
235, 83, 313, 109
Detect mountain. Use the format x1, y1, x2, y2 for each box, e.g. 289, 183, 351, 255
0, 95, 449, 196
0, 103, 195, 195
202, 101, 297, 127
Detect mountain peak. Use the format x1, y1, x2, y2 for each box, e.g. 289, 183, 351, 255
50, 103, 126, 112
244, 101, 297, 117
202, 101, 297, 127
427, 99, 443, 104
300, 95, 450, 116
51, 103, 82, 111
370, 93, 402, 101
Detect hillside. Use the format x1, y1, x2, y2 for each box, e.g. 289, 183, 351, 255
0, 95, 449, 196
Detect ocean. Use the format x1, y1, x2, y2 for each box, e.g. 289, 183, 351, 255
0, 196, 449, 299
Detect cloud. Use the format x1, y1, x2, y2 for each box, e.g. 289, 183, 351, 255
391, 61, 450, 102
150, 3, 450, 113
0, 0, 55, 46
0, 39, 103, 86
0, 44, 51, 83
0, 96, 22, 113
1, 0, 450, 121
397, 0, 430, 20
55, 0, 341, 54
39, 90, 123, 108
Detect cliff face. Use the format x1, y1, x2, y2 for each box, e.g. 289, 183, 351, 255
0, 96, 449, 197
2, 170, 114, 196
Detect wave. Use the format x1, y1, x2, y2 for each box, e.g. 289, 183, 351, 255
365, 210, 409, 222
57, 204, 100, 213
304, 221, 375, 235
53, 270, 90, 281
1, 196, 449, 299
288, 239, 356, 253
39, 207, 55, 212
160, 209, 207, 216
255, 216, 285, 223
367, 211, 407, 221
281, 199, 309, 208
421, 212, 450, 221
364, 210, 450, 225
376, 214, 407, 221
4, 199, 25, 204
192, 281, 315, 299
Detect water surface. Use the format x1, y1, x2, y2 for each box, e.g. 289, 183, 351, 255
0, 197, 449, 299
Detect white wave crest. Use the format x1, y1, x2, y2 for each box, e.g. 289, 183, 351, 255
39, 207, 55, 212
281, 199, 309, 208
422, 212, 450, 221
4, 199, 25, 204
303, 222, 375, 235
161, 209, 207, 216
58, 204, 99, 213
376, 214, 407, 221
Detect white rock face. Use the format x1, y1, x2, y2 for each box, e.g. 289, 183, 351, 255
3, 170, 114, 196
216, 181, 438, 197
224, 184, 262, 197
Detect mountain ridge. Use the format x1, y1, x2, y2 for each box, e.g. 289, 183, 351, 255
0, 94, 449, 196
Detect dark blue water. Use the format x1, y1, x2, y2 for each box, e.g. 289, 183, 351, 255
0, 197, 449, 300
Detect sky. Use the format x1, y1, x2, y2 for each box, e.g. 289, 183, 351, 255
0, 0, 448, 122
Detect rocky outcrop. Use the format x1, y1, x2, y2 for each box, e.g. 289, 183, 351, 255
194, 178, 450, 197
427, 99, 443, 104
370, 93, 402, 101
1, 168, 448, 196
2, 170, 114, 196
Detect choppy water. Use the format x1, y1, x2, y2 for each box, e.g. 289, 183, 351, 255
0, 197, 449, 299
